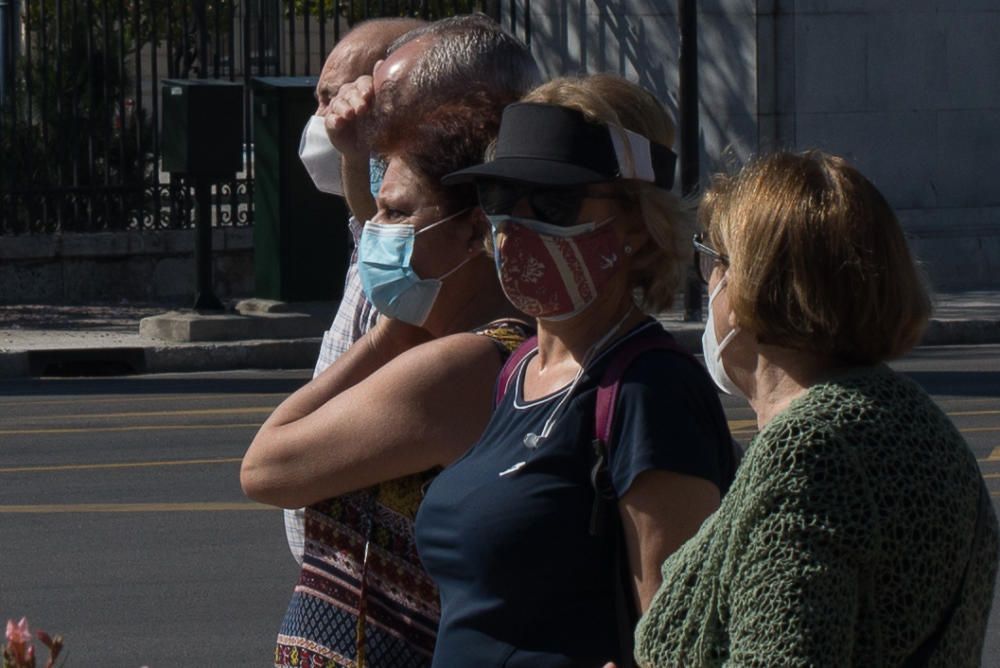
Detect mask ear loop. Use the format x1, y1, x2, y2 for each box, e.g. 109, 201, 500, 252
415, 206, 473, 236
417, 207, 482, 281
708, 275, 739, 361
435, 247, 483, 281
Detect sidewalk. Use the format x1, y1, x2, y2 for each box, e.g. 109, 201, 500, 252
1, 292, 999, 378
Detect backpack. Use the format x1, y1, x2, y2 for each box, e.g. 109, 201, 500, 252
494, 322, 742, 666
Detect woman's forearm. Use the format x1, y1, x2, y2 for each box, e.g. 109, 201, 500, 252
240, 318, 432, 504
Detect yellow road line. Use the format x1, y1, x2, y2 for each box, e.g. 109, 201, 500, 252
0, 457, 242, 474
938, 398, 1000, 406
0, 393, 288, 409
0, 423, 260, 436
0, 502, 272, 513
2, 406, 274, 423
727, 419, 756, 430
949, 409, 1000, 417
979, 447, 1000, 463
959, 427, 1000, 434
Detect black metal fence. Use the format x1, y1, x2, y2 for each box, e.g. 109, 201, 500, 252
0, 0, 515, 235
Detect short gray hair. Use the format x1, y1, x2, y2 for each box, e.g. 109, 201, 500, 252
388, 13, 540, 106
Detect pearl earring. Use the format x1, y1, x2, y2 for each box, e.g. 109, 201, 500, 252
624, 244, 633, 255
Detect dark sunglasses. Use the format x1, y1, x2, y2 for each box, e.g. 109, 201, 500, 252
476, 181, 625, 228
692, 233, 729, 285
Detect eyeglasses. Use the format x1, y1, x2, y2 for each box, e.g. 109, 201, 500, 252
476, 181, 625, 228
692, 233, 729, 285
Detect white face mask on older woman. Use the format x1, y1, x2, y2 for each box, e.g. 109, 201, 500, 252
702, 275, 745, 397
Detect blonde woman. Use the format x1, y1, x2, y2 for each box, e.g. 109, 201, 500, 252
635, 151, 999, 667
413, 74, 737, 666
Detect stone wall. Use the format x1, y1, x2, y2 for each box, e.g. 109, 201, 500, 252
0, 229, 254, 305
765, 0, 1000, 290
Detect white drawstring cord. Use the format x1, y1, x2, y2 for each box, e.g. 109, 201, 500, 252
523, 306, 637, 449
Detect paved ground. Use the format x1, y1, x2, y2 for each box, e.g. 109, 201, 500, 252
1, 291, 999, 377
1, 352, 999, 664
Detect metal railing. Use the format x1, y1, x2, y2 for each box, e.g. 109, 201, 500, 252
0, 0, 507, 234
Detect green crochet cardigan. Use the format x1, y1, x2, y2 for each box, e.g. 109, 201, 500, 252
635, 364, 998, 667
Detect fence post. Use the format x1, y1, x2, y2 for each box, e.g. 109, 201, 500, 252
679, 0, 702, 322
193, 176, 224, 310
0, 0, 14, 107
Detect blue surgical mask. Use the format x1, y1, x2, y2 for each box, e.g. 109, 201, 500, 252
358, 208, 476, 325
369, 156, 388, 200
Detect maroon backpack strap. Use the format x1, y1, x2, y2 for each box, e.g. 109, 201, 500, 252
494, 335, 538, 407
594, 326, 688, 449
589, 324, 689, 533
588, 323, 690, 668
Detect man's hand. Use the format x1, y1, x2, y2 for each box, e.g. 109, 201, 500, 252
325, 75, 375, 160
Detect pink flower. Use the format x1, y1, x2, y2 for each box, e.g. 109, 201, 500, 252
5, 618, 31, 647
4, 616, 36, 667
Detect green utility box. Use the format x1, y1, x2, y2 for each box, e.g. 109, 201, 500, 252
252, 76, 351, 302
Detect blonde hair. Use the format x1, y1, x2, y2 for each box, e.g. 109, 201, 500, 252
522, 74, 690, 313
702, 150, 931, 363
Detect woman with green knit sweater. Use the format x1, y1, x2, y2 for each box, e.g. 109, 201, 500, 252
634, 151, 999, 667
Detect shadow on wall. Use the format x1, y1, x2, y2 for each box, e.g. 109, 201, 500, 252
515, 0, 758, 186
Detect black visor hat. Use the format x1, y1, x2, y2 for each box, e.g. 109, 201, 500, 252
442, 102, 676, 189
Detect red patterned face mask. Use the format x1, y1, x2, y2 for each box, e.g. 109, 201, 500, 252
488, 215, 624, 320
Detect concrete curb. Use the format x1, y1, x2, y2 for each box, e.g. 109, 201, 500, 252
922, 318, 1000, 346
2, 317, 999, 379
0, 339, 321, 379
144, 339, 322, 373
0, 351, 29, 378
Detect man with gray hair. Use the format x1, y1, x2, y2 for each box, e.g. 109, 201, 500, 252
329, 13, 541, 223
274, 14, 539, 668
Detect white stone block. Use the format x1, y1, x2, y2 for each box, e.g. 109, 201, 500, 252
935, 110, 1000, 208
865, 13, 947, 111
795, 14, 869, 113
943, 12, 1000, 109
794, 110, 938, 209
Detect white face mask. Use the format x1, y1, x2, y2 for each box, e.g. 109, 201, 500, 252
298, 115, 344, 196
702, 275, 744, 397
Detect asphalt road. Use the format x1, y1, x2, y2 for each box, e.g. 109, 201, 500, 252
0, 347, 998, 666
0, 371, 306, 665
